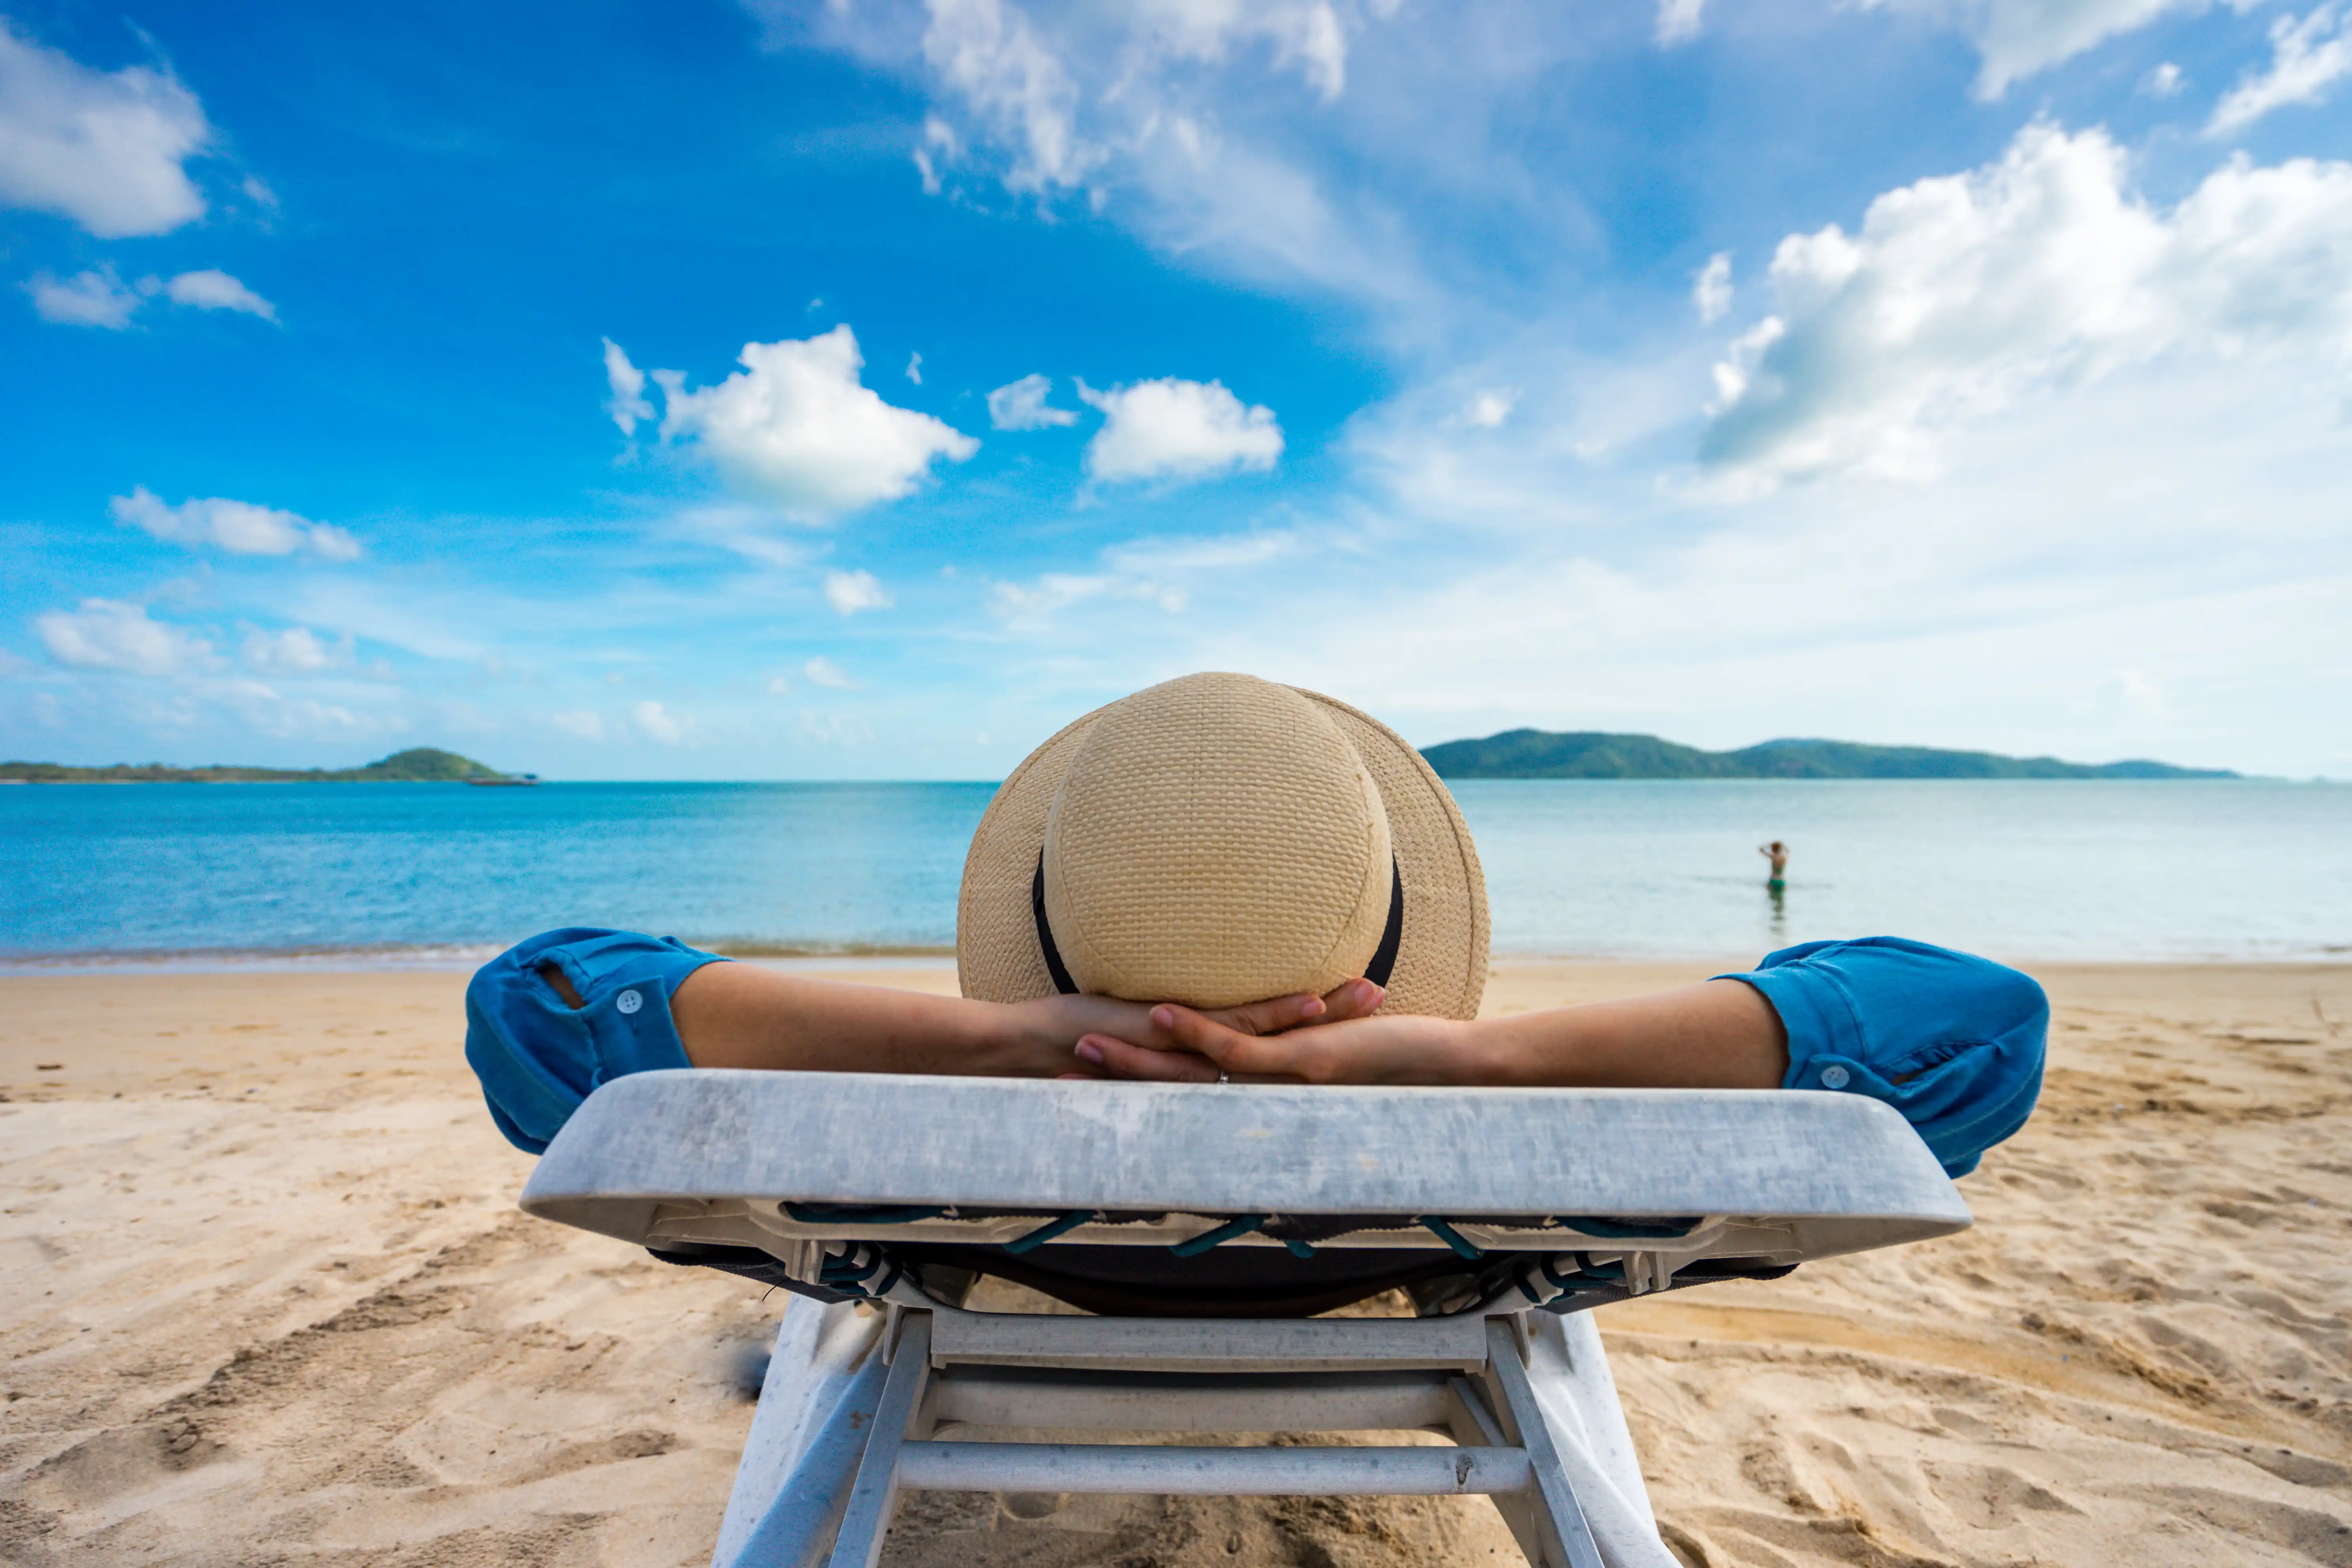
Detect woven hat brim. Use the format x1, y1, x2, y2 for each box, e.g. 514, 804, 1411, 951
955, 686, 1489, 1020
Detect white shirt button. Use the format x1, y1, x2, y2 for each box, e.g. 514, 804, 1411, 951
1819, 1064, 1850, 1089
616, 989, 643, 1016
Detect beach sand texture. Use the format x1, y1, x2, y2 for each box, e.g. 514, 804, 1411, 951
2, 961, 2348, 1567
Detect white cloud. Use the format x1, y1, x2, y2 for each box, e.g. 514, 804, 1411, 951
241, 626, 352, 673
919, 0, 1095, 191
1698, 122, 2352, 489
798, 0, 1433, 317
0, 21, 214, 237
1133, 0, 1351, 100
1692, 250, 1733, 323
648, 324, 979, 517
988, 528, 1277, 625
990, 569, 1189, 623
1656, 0, 1706, 46
112, 487, 365, 559
28, 266, 278, 329
34, 599, 214, 675
765, 673, 793, 695
631, 700, 687, 743
987, 372, 1079, 430
602, 337, 654, 436
551, 710, 607, 741
824, 569, 894, 614
905, 350, 923, 385
1076, 376, 1282, 483
2144, 60, 2185, 95
904, 0, 1354, 191
1865, 0, 2211, 99
914, 115, 956, 193
163, 269, 276, 321
1463, 388, 1518, 428
26, 265, 140, 327
2209, 4, 2352, 135
802, 656, 857, 688
208, 678, 372, 738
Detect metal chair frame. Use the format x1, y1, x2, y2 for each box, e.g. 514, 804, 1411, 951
718, 1304, 1606, 1568
516, 1071, 1972, 1568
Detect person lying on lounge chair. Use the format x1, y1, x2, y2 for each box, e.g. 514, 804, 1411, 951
467, 675, 2045, 1179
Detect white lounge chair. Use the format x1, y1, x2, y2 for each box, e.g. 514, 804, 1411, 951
521, 1070, 1969, 1568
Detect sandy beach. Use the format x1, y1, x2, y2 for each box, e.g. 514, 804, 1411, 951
2, 959, 2347, 1566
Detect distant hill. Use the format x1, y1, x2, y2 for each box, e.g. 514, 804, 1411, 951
0, 748, 526, 784
1418, 730, 2237, 781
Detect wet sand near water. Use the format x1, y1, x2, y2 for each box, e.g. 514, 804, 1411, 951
1, 961, 2347, 1566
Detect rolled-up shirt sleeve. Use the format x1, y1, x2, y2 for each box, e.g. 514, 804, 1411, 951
1717, 936, 2049, 1177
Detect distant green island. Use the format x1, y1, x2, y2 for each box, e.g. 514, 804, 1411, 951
0, 736, 2240, 785
0, 747, 533, 784
1419, 731, 2237, 781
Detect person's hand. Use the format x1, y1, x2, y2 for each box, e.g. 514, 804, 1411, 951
1006, 978, 1385, 1079
1075, 996, 1478, 1086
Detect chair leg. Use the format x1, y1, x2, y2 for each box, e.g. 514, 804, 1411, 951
823, 1313, 936, 1568
1445, 1374, 1556, 1568
719, 1301, 890, 1568
1482, 1319, 1607, 1568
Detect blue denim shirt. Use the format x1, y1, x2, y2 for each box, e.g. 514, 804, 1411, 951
1721, 936, 2048, 1177
465, 927, 715, 1154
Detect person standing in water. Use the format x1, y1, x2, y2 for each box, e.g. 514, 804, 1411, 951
1759, 839, 1790, 893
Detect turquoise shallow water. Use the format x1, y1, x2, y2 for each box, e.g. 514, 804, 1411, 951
0, 779, 2345, 965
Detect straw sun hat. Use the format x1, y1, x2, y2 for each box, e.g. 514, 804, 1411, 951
957, 672, 1490, 1020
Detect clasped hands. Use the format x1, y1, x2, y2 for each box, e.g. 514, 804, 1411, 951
1024, 978, 1480, 1087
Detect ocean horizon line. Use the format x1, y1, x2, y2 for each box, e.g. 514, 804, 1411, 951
4, 774, 2336, 787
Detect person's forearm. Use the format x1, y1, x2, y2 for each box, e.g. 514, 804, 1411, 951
671, 962, 1049, 1076
1465, 980, 1789, 1089
663, 961, 1372, 1079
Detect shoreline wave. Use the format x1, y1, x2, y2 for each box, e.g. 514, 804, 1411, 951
2, 941, 2342, 976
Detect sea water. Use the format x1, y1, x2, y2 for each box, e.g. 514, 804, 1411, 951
1, 779, 2345, 966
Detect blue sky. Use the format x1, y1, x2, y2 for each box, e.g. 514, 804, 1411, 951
3, 0, 2348, 779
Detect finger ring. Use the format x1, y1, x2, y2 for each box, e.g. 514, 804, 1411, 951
1217, 1069, 1232, 1085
